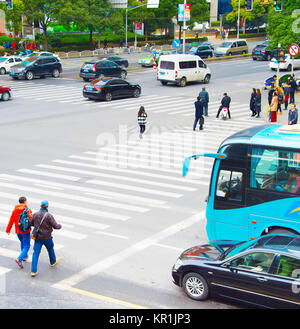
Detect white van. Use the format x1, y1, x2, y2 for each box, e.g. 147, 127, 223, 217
157, 54, 211, 87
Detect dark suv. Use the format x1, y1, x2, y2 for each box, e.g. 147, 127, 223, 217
80, 60, 127, 82
10, 56, 62, 80
252, 44, 273, 61
187, 45, 214, 58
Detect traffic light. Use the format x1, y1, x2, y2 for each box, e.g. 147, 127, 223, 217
274, 0, 282, 11
6, 0, 13, 9
245, 0, 253, 11
278, 48, 285, 62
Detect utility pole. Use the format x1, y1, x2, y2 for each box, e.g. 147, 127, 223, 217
182, 0, 187, 53
237, 0, 241, 39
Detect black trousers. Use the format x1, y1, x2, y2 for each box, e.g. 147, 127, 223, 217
193, 116, 204, 130
139, 124, 145, 134
216, 106, 231, 118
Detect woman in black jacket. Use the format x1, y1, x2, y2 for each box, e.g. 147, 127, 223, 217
255, 89, 261, 118
250, 88, 256, 117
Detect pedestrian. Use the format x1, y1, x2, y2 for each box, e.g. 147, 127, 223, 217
6, 196, 33, 269
216, 93, 231, 119
30, 200, 62, 277
288, 103, 298, 125
137, 106, 147, 139
225, 29, 229, 39
250, 88, 257, 117
268, 84, 275, 106
199, 87, 209, 116
104, 39, 108, 49
120, 37, 123, 48
221, 30, 225, 40
283, 84, 290, 110
270, 91, 278, 122
277, 86, 284, 115
288, 77, 297, 104
254, 89, 261, 118
193, 96, 204, 131
11, 41, 16, 52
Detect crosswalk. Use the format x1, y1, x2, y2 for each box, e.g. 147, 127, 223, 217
0, 115, 267, 275
3, 79, 259, 120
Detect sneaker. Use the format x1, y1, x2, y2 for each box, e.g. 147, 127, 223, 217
51, 258, 60, 267
31, 272, 38, 277
15, 258, 23, 269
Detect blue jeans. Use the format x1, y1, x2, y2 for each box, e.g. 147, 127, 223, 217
203, 103, 208, 116
31, 237, 56, 273
17, 233, 31, 261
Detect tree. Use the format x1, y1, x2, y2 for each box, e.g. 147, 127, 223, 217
267, 0, 300, 52
0, 0, 25, 37
24, 0, 70, 49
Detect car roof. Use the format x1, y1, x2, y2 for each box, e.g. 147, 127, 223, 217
159, 54, 202, 61
250, 234, 300, 258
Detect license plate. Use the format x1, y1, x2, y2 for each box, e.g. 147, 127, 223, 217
11, 72, 14, 75
86, 87, 93, 91
84, 69, 89, 72
160, 72, 165, 75
255, 52, 260, 54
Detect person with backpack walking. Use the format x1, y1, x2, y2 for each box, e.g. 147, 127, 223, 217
138, 106, 147, 139
30, 200, 62, 277
6, 196, 33, 269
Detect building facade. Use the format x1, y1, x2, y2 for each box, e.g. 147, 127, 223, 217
210, 0, 233, 22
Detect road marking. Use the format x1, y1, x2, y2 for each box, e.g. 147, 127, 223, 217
55, 285, 149, 309
96, 231, 129, 240
52, 211, 205, 288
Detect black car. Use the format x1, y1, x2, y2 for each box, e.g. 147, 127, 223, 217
187, 45, 214, 58
172, 234, 300, 309
83, 77, 141, 101
80, 60, 127, 82
101, 56, 128, 68
9, 56, 62, 80
252, 44, 273, 61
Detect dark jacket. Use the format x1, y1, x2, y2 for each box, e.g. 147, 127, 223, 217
199, 90, 209, 104
221, 95, 231, 108
31, 209, 61, 240
194, 100, 204, 117
250, 92, 256, 111
268, 88, 275, 105
290, 79, 297, 92
255, 93, 261, 113
288, 108, 298, 125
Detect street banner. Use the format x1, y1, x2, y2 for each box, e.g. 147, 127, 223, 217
178, 3, 191, 22
147, 0, 159, 8
110, 0, 127, 8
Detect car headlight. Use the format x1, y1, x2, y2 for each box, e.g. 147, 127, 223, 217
173, 258, 183, 271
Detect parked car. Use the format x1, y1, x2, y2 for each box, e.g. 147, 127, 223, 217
269, 54, 300, 71
172, 45, 192, 54
0, 56, 23, 75
83, 77, 141, 101
187, 45, 214, 58
80, 60, 127, 82
23, 51, 61, 62
172, 234, 300, 309
138, 50, 171, 67
215, 39, 248, 56
157, 54, 211, 87
295, 73, 300, 90
0, 86, 11, 101
198, 41, 215, 50
252, 44, 273, 61
100, 56, 128, 68
9, 56, 62, 80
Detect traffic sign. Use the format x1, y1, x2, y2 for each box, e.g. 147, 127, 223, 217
172, 39, 181, 49
289, 44, 300, 57
152, 50, 157, 58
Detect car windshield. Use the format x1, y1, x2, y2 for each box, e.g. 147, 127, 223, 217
27, 53, 40, 57
82, 63, 95, 69
255, 45, 266, 50
221, 238, 259, 260
189, 47, 198, 52
221, 42, 232, 47
0, 58, 7, 62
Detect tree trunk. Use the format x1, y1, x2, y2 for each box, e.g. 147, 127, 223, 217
145, 21, 148, 42
89, 30, 93, 48
98, 30, 101, 49
43, 28, 48, 50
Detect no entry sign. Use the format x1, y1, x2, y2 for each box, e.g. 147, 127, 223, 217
289, 44, 300, 57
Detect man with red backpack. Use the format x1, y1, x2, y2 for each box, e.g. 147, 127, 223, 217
6, 196, 33, 269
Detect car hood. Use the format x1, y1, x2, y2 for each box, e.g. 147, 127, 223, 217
180, 241, 240, 261
139, 56, 152, 60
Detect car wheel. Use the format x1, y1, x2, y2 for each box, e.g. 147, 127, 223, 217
267, 55, 271, 61
228, 52, 232, 56
83, 78, 89, 82
161, 81, 168, 86
179, 77, 187, 87
105, 92, 112, 101
120, 71, 127, 79
287, 64, 292, 72
133, 89, 140, 98
204, 74, 211, 84
242, 51, 247, 55
52, 69, 60, 78
183, 272, 209, 301
207, 54, 212, 59
0, 67, 6, 75
253, 57, 256, 61
25, 71, 34, 80
1, 91, 10, 101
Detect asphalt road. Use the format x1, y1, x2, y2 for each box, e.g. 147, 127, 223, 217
0, 49, 293, 313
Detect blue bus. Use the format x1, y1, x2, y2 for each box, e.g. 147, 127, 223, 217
183, 124, 300, 241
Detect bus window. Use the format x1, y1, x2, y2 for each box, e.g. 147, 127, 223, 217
250, 147, 300, 194
216, 170, 243, 202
